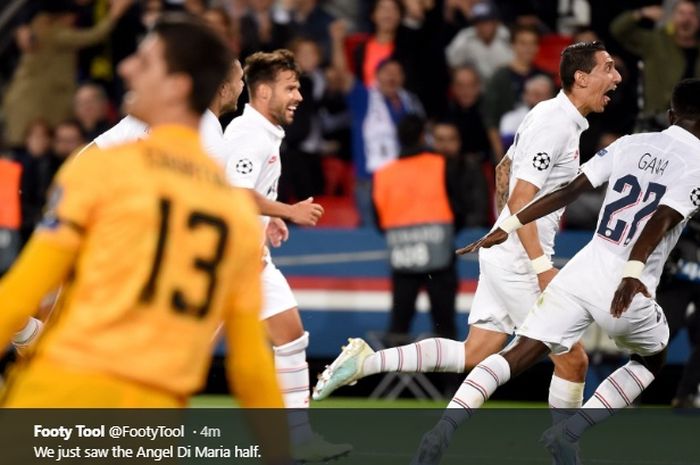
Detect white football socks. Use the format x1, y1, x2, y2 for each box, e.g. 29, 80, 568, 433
564, 360, 654, 442
273, 331, 313, 444
548, 374, 585, 425
362, 338, 466, 375
440, 354, 511, 437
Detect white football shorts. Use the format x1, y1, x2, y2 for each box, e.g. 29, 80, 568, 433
261, 259, 298, 319
517, 275, 669, 357
468, 256, 541, 334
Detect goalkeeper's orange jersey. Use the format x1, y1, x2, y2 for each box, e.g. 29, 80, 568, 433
33, 125, 263, 396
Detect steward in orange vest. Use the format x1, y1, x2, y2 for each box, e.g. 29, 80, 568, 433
0, 156, 22, 274
372, 115, 464, 339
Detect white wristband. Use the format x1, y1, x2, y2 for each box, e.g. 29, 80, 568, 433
13, 317, 42, 346
530, 255, 553, 274
500, 215, 523, 234
622, 260, 645, 279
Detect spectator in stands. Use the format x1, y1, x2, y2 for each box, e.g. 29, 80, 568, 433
373, 115, 461, 340
484, 24, 549, 161
354, 0, 403, 87
239, 0, 293, 59
13, 120, 54, 245
280, 37, 327, 201
443, 65, 491, 162
2, 0, 134, 148
611, 0, 700, 129
203, 7, 241, 54
274, 0, 336, 65
445, 1, 512, 80
73, 82, 112, 141
498, 74, 555, 151
0, 150, 22, 276
330, 19, 424, 226
431, 119, 489, 228
52, 120, 86, 169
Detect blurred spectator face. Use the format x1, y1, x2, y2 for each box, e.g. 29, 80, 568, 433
512, 29, 539, 65
293, 39, 321, 74
74, 84, 109, 131
672, 1, 699, 41
53, 122, 85, 159
220, 60, 245, 113
451, 67, 481, 108
432, 123, 461, 158
204, 8, 231, 40
249, 0, 274, 13
372, 0, 402, 34
185, 0, 207, 16
24, 121, 52, 157
267, 70, 303, 125
475, 19, 498, 43
376, 60, 404, 98
523, 76, 554, 107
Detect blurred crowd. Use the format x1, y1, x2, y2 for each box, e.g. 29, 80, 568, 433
1, 0, 699, 237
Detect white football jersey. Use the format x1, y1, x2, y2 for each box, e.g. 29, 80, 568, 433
482, 91, 589, 274
93, 111, 224, 163
222, 104, 284, 228
578, 125, 700, 293
93, 115, 149, 148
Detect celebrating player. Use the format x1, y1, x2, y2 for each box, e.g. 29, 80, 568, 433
435, 78, 700, 465
313, 41, 620, 435
221, 49, 349, 461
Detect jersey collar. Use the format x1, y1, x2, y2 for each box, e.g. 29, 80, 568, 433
149, 124, 199, 144
243, 104, 286, 140
202, 109, 222, 135
556, 91, 589, 131
665, 125, 700, 151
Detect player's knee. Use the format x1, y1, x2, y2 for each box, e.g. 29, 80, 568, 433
553, 343, 589, 380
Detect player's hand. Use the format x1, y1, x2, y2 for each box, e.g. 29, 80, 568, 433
638, 6, 664, 22
456, 228, 508, 255
109, 0, 135, 20
266, 217, 289, 248
610, 277, 650, 319
289, 197, 324, 226
536, 267, 558, 292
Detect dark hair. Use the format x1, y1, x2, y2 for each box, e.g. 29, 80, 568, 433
371, 0, 405, 18
244, 49, 300, 97
398, 114, 425, 149
671, 78, 700, 120
559, 41, 606, 92
152, 13, 232, 113
510, 24, 540, 43
55, 119, 86, 137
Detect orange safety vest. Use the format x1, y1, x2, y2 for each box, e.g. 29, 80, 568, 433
373, 152, 453, 229
0, 158, 22, 229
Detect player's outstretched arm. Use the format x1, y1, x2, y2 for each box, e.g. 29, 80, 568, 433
250, 190, 324, 226
458, 173, 595, 255
511, 173, 594, 226
0, 236, 76, 349
610, 205, 683, 318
